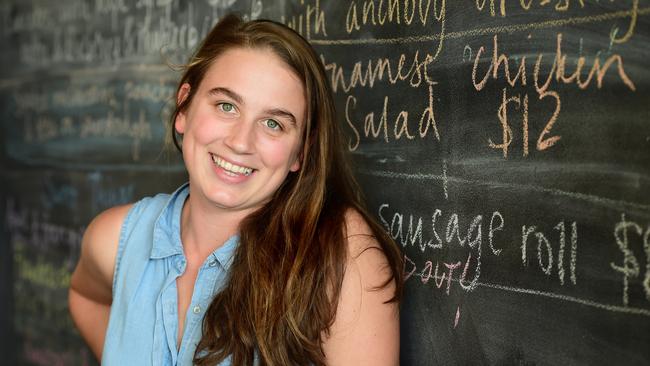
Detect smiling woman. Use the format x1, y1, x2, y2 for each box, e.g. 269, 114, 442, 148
68, 14, 403, 366
175, 47, 305, 212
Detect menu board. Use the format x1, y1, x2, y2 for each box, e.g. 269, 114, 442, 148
1, 1, 648, 364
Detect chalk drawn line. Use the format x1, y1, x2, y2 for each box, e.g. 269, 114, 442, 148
0, 64, 175, 90
7, 156, 187, 172
408, 271, 650, 317
310, 7, 650, 46
359, 169, 650, 212
478, 281, 650, 317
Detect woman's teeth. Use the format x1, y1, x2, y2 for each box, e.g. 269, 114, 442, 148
211, 154, 253, 176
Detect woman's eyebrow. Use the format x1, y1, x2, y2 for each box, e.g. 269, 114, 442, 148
265, 108, 297, 126
207, 87, 243, 104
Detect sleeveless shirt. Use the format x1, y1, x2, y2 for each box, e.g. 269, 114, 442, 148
102, 183, 238, 365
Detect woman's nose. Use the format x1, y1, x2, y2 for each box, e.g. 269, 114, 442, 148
224, 119, 255, 154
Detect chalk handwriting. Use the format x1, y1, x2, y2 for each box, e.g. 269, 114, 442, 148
12, 91, 50, 115
472, 32, 636, 99
12, 85, 119, 115
521, 220, 578, 285
346, 0, 446, 30
321, 50, 436, 93
345, 84, 439, 151
5, 1, 91, 34
379, 204, 506, 291
473, 0, 639, 44
475, 0, 585, 17
6, 197, 85, 269
80, 110, 153, 160
42, 180, 79, 211
404, 253, 476, 294
471, 32, 636, 157
345, 0, 446, 59
521, 221, 578, 285
23, 341, 90, 366
87, 172, 136, 212
14, 246, 72, 290
611, 213, 650, 306
21, 106, 153, 161
95, 0, 129, 30
15, 2, 215, 67
282, 0, 327, 40
124, 80, 175, 104
476, 0, 639, 43
53, 85, 119, 109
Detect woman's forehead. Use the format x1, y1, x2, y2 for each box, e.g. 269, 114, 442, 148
200, 47, 307, 121
202, 48, 302, 95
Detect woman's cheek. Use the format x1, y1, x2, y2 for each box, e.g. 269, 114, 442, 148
194, 117, 223, 144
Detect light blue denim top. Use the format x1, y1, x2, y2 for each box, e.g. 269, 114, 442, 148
102, 183, 238, 365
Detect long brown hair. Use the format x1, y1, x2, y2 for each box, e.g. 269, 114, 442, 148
169, 14, 403, 366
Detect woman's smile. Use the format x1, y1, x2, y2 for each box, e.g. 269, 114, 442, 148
210, 153, 254, 177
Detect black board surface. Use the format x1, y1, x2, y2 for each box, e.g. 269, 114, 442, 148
1, 1, 648, 365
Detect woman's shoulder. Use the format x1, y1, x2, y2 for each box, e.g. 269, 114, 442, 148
86, 203, 136, 246
88, 203, 134, 232
70, 203, 134, 303
342, 207, 394, 288
83, 204, 135, 276
343, 208, 386, 259
322, 208, 400, 364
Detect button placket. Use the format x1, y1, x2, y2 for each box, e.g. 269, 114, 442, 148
160, 278, 180, 363
177, 258, 186, 272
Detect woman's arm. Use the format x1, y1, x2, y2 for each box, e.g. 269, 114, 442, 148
322, 210, 400, 366
68, 204, 131, 360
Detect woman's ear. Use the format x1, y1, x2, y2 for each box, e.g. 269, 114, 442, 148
290, 155, 301, 172
290, 129, 313, 172
290, 146, 304, 172
174, 83, 191, 134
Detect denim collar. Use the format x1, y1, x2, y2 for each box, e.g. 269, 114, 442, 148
150, 183, 239, 271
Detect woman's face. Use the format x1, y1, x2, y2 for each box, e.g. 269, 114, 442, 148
175, 47, 306, 214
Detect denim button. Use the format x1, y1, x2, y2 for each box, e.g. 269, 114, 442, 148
193, 305, 201, 314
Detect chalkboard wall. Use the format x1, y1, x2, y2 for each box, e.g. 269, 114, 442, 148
1, 1, 648, 365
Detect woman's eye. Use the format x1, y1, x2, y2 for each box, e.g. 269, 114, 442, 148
218, 102, 235, 113
264, 119, 281, 130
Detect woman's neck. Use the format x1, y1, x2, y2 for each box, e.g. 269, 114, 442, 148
179, 191, 252, 263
